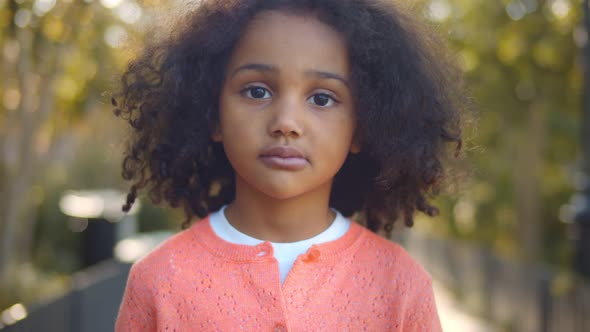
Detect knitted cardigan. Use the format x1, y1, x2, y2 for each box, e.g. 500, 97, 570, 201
115, 217, 442, 331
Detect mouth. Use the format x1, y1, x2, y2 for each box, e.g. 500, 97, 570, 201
259, 145, 308, 171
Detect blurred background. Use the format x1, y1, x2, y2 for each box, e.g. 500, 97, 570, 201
0, 0, 587, 331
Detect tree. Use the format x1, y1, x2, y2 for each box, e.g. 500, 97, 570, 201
0, 0, 141, 288
421, 0, 580, 265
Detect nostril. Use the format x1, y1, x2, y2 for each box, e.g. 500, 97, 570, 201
268, 111, 303, 137
272, 127, 300, 137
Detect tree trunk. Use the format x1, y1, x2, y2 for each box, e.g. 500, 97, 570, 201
514, 103, 545, 262
0, 26, 60, 284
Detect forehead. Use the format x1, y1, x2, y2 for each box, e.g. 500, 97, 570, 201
226, 10, 349, 75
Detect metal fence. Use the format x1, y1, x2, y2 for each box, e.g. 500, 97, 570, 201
398, 232, 590, 332
2, 261, 130, 332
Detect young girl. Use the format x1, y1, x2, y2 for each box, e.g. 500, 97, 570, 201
114, 0, 465, 330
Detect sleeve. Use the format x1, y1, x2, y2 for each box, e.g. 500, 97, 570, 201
115, 262, 157, 332
403, 276, 443, 332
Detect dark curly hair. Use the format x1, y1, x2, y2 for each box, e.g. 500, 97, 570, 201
113, 0, 466, 233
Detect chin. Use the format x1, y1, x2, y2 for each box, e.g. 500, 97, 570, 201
260, 188, 305, 201
254, 182, 310, 201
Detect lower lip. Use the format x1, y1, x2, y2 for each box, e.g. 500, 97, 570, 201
259, 156, 308, 171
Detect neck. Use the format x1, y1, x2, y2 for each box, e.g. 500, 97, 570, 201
224, 177, 335, 243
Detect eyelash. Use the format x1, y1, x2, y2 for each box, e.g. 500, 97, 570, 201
241, 86, 272, 99
240, 85, 340, 107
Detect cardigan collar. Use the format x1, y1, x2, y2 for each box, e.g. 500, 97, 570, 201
189, 216, 366, 263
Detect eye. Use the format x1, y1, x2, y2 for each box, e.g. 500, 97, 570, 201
308, 93, 337, 107
242, 86, 271, 99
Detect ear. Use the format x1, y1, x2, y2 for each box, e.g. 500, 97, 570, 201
350, 139, 361, 154
211, 127, 222, 142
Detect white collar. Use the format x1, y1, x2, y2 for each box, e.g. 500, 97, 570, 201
209, 205, 350, 247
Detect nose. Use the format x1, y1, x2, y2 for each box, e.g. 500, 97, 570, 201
268, 96, 303, 138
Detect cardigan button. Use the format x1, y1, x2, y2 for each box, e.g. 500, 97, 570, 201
273, 324, 287, 332
303, 249, 320, 262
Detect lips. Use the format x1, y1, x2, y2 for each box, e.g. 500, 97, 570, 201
259, 145, 308, 171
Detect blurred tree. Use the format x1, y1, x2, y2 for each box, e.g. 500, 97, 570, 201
0, 0, 141, 287
419, 0, 581, 265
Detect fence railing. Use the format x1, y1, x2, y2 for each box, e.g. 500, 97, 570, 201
398, 231, 590, 332
2, 260, 130, 332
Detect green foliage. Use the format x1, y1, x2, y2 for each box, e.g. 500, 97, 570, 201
0, 0, 148, 308
420, 0, 581, 266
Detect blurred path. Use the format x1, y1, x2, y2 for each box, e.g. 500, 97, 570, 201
433, 281, 500, 332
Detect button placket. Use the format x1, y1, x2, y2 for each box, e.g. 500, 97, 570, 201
255, 242, 274, 258
273, 323, 288, 332
302, 248, 320, 262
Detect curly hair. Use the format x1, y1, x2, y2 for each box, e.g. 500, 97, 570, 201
113, 0, 466, 233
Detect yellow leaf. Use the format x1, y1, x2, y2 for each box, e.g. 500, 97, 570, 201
42, 16, 64, 41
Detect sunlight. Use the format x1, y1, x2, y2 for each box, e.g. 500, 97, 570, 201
59, 193, 104, 218
100, 0, 123, 9
551, 0, 571, 19
428, 0, 452, 22
33, 0, 56, 16
0, 304, 27, 326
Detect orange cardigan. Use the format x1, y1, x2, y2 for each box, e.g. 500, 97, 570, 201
116, 217, 442, 331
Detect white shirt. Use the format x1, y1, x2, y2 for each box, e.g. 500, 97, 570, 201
209, 206, 350, 283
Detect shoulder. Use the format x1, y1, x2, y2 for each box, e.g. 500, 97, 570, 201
116, 223, 207, 330
128, 220, 207, 280
354, 224, 432, 282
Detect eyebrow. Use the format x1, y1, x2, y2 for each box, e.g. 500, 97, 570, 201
305, 69, 350, 88
230, 63, 350, 87
231, 63, 277, 77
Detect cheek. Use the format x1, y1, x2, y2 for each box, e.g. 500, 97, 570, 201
316, 118, 355, 164
218, 84, 242, 124
217, 110, 257, 166
329, 114, 356, 144
218, 100, 243, 135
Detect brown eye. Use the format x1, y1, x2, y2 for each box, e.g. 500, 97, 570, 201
242, 86, 271, 99
308, 93, 336, 107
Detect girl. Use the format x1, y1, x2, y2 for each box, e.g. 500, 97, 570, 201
114, 0, 465, 330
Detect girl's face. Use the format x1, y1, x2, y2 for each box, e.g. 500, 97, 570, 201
215, 10, 358, 201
